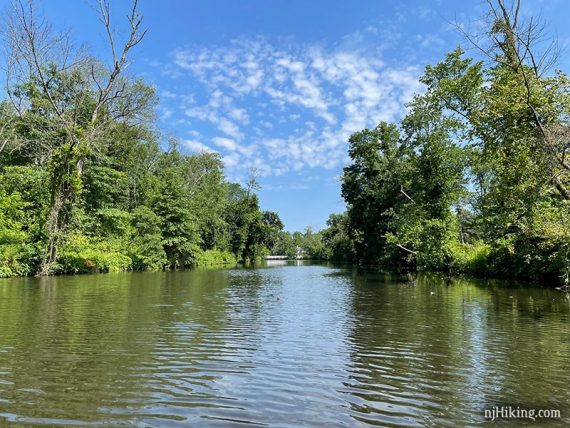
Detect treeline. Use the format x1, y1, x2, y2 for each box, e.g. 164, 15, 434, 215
0, 135, 284, 277
270, 221, 352, 262
304, 1, 570, 284
0, 1, 284, 277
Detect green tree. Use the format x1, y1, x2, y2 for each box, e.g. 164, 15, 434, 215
0, 189, 33, 277
389, 74, 467, 271
130, 206, 167, 270
272, 231, 298, 258
321, 213, 355, 262
341, 122, 408, 267
260, 211, 285, 251
153, 148, 201, 269
415, 0, 570, 280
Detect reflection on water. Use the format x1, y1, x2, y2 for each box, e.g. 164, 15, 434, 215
0, 264, 568, 426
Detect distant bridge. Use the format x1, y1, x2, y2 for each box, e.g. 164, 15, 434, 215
264, 255, 289, 260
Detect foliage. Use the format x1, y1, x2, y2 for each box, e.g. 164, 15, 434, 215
341, 122, 406, 267
0, 61, 280, 278
272, 231, 299, 259
56, 234, 132, 274
0, 104, 281, 277
0, 189, 35, 277
321, 213, 355, 262
195, 249, 237, 267
130, 206, 167, 271
224, 182, 284, 264
270, 220, 353, 262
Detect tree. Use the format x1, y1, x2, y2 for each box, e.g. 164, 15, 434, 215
0, 188, 33, 277
272, 231, 297, 258
388, 71, 467, 271
130, 206, 167, 271
321, 213, 355, 262
152, 148, 201, 269
418, 0, 570, 280
183, 151, 228, 250
341, 122, 408, 267
260, 211, 284, 251
0, 102, 19, 157
3, 0, 154, 275
224, 180, 277, 263
336, 0, 569, 280
458, 0, 569, 200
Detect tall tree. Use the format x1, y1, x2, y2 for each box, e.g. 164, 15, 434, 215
3, 0, 154, 275
341, 122, 408, 267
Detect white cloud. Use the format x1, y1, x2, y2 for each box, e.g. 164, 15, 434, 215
222, 152, 241, 168
212, 137, 238, 151
264, 183, 310, 191
165, 34, 423, 176
160, 107, 173, 120
229, 107, 249, 122
161, 90, 178, 99
217, 118, 243, 140
182, 139, 216, 153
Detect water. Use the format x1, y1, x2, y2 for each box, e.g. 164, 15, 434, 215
0, 262, 568, 426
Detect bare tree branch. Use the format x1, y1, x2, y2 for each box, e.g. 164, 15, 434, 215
400, 185, 415, 203
397, 244, 417, 255
92, 0, 147, 124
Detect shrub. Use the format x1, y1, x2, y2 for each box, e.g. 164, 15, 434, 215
0, 243, 35, 277
0, 189, 36, 277
449, 240, 491, 276
57, 234, 131, 273
195, 249, 237, 267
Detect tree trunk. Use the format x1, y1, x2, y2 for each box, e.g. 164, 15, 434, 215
553, 175, 570, 201
37, 189, 65, 276
36, 153, 85, 276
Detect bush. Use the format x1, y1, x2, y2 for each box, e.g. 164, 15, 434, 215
449, 240, 491, 276
57, 234, 132, 274
486, 234, 567, 283
195, 249, 237, 267
0, 243, 35, 277
0, 189, 37, 277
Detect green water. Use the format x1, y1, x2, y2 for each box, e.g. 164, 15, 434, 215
0, 263, 568, 426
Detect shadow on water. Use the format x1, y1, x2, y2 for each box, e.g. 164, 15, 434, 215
0, 266, 568, 426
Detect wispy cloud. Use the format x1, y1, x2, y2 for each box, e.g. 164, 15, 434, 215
162, 34, 423, 177
212, 137, 238, 151
182, 139, 216, 153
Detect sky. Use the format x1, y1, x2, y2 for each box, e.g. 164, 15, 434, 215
7, 0, 570, 232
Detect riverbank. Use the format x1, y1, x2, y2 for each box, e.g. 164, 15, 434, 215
2, 253, 565, 292
0, 248, 238, 278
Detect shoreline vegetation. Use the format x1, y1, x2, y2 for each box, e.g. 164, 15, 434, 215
0, 1, 569, 286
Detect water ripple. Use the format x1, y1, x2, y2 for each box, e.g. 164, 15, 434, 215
0, 267, 568, 426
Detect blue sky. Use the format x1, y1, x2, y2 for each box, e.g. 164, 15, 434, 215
12, 0, 570, 231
